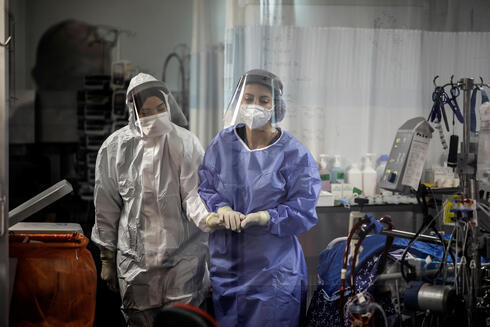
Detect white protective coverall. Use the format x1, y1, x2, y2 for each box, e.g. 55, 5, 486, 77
91, 73, 211, 323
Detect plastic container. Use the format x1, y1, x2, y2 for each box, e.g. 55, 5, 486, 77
317, 191, 334, 206
376, 154, 389, 194
346, 163, 363, 192
9, 233, 96, 327
362, 154, 377, 196
318, 154, 331, 192
330, 154, 345, 184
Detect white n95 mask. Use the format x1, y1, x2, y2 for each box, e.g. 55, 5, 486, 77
137, 112, 171, 137
239, 104, 273, 130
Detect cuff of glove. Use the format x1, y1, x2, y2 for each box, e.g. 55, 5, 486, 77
217, 206, 233, 214
100, 249, 115, 262
258, 210, 271, 225
206, 213, 225, 231
205, 213, 219, 225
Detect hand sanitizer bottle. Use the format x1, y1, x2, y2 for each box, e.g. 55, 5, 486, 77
347, 163, 363, 193
331, 155, 344, 184
362, 154, 377, 196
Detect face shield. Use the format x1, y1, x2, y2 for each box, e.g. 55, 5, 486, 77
223, 72, 285, 129
127, 78, 188, 136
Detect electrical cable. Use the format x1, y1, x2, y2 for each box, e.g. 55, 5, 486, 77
478, 202, 490, 217
400, 184, 450, 283
370, 302, 389, 327
463, 224, 469, 254
400, 222, 425, 282
461, 224, 470, 296
442, 226, 457, 285
428, 224, 457, 283
428, 186, 440, 215
428, 224, 445, 283
400, 209, 443, 283
376, 217, 395, 275
421, 313, 427, 327
400, 214, 434, 282
455, 223, 460, 295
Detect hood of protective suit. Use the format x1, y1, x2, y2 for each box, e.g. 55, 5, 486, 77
127, 73, 188, 131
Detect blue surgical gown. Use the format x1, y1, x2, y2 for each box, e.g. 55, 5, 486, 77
198, 125, 321, 327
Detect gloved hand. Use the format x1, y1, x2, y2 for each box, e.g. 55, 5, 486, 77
240, 211, 270, 229
100, 249, 118, 292
217, 206, 245, 232
205, 212, 225, 230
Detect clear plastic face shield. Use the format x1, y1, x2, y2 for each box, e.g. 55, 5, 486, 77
130, 85, 169, 137
127, 80, 188, 136
224, 74, 283, 130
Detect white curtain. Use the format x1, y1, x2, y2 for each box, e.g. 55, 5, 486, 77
224, 0, 490, 167
189, 0, 225, 147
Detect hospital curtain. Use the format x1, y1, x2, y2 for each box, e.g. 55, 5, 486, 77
189, 0, 225, 147
224, 0, 490, 166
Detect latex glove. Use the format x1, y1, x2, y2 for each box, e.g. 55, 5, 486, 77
240, 211, 270, 230
100, 250, 118, 292
205, 213, 225, 230
217, 206, 245, 232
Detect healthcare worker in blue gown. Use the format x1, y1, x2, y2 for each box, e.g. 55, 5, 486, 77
198, 69, 321, 327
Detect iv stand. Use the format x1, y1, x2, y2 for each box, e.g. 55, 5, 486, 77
459, 78, 476, 199
458, 77, 483, 326
432, 76, 486, 325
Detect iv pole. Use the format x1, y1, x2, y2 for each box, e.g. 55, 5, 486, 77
459, 78, 476, 199
457, 77, 484, 326
429, 75, 488, 326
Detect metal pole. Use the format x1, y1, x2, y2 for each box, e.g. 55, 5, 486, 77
380, 229, 442, 245
458, 77, 480, 327
460, 78, 474, 198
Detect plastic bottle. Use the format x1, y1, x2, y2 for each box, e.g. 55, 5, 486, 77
346, 163, 362, 193
362, 154, 377, 196
330, 155, 345, 184
318, 154, 331, 192
375, 154, 389, 194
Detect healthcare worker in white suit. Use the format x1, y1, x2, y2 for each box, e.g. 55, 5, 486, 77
91, 73, 214, 326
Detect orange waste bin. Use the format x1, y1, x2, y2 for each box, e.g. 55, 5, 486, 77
9, 233, 97, 327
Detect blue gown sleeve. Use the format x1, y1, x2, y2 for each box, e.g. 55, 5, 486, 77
266, 164, 321, 237
198, 147, 232, 213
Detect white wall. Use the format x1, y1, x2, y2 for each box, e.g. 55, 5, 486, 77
16, 0, 195, 91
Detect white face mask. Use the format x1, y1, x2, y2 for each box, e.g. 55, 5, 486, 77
239, 104, 273, 130
137, 112, 171, 137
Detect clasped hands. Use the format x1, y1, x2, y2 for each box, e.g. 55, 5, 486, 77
206, 206, 270, 232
